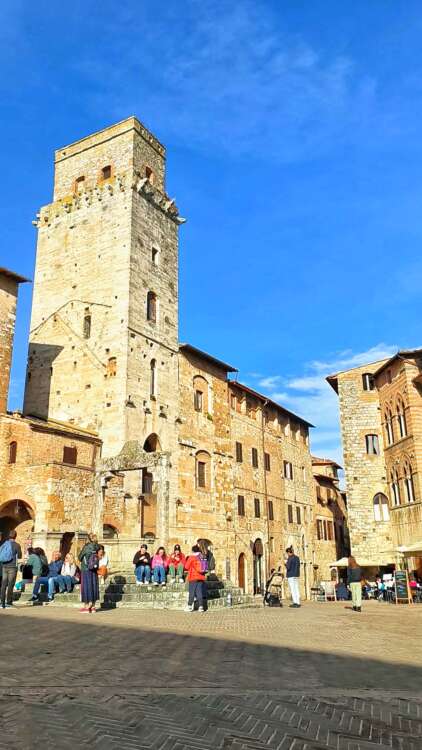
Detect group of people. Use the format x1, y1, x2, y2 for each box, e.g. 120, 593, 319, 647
133, 541, 215, 611
0, 530, 109, 613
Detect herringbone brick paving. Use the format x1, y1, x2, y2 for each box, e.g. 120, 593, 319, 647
0, 602, 421, 749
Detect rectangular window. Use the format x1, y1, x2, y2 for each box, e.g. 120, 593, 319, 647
283, 461, 293, 479
194, 390, 203, 412
152, 247, 159, 265
288, 504, 293, 524
236, 442, 243, 463
142, 472, 153, 494
264, 452, 271, 471
237, 495, 245, 516
296, 506, 301, 524
230, 393, 236, 409
63, 446, 77, 465
268, 500, 274, 521
365, 434, 380, 455
254, 498, 260, 518
327, 521, 334, 541
197, 461, 206, 488
252, 448, 258, 468
362, 373, 375, 391
317, 519, 324, 540
83, 314, 91, 339
101, 165, 112, 180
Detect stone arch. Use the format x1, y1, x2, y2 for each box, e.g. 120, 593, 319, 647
193, 374, 209, 413
103, 523, 119, 539
143, 433, 161, 453
0, 498, 35, 550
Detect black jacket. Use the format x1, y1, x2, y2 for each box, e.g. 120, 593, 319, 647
347, 566, 363, 584
133, 551, 151, 567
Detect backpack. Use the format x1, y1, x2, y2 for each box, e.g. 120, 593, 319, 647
199, 554, 209, 574
40, 556, 49, 576
87, 552, 99, 571
0, 540, 13, 564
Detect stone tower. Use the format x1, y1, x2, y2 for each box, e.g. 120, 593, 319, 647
24, 117, 183, 459
0, 268, 29, 414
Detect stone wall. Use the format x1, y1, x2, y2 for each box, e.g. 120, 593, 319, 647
0, 272, 20, 414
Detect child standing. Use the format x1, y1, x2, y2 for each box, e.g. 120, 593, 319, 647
97, 545, 109, 584
184, 545, 206, 612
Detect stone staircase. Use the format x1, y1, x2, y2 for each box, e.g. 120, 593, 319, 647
15, 570, 256, 610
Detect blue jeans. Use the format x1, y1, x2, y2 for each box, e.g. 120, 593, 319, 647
153, 565, 166, 584
135, 565, 151, 583
32, 576, 51, 597
48, 575, 77, 597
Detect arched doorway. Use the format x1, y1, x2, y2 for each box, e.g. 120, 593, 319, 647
253, 538, 264, 594
103, 524, 119, 539
143, 434, 161, 452
0, 499, 34, 551
238, 553, 246, 592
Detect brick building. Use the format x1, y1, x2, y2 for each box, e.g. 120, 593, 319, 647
311, 457, 349, 580
328, 350, 422, 576
0, 117, 343, 595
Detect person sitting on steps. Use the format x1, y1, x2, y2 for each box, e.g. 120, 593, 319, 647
48, 552, 79, 598
168, 545, 186, 583
30, 550, 63, 602
151, 546, 169, 586
133, 544, 151, 585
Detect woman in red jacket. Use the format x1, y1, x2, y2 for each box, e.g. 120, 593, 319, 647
168, 544, 186, 583
184, 545, 205, 612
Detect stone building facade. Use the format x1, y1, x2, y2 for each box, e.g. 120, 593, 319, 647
0, 269, 28, 413
0, 117, 338, 595
311, 457, 349, 580
328, 351, 422, 574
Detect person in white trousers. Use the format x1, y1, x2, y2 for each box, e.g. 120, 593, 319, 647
285, 546, 301, 608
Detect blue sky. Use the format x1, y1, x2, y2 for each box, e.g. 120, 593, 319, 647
1, 0, 421, 464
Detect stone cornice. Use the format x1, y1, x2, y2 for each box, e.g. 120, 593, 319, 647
32, 172, 186, 227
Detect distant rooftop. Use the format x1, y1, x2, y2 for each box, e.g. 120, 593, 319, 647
0, 267, 30, 284
230, 380, 314, 428
312, 456, 342, 469
179, 343, 238, 373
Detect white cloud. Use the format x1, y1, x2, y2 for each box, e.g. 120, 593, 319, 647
78, 0, 377, 162
247, 343, 398, 464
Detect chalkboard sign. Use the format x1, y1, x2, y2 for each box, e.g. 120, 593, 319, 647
394, 570, 411, 604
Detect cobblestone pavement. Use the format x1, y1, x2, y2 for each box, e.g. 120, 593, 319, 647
1, 601, 421, 749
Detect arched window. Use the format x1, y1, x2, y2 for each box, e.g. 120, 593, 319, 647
143, 433, 161, 452
145, 166, 155, 184
384, 408, 394, 446
193, 375, 208, 413
397, 399, 407, 439
74, 175, 85, 193
365, 434, 380, 455
147, 291, 157, 322
195, 450, 211, 490
150, 359, 157, 398
103, 524, 118, 539
390, 469, 401, 507
373, 493, 390, 522
403, 462, 415, 503
9, 441, 17, 464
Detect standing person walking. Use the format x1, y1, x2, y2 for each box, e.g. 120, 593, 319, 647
285, 546, 301, 608
0, 530, 22, 609
78, 533, 100, 613
347, 556, 363, 612
184, 545, 206, 612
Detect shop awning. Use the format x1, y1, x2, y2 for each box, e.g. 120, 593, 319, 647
330, 557, 387, 568
397, 542, 422, 554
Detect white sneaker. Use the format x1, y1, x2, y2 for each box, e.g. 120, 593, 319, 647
179, 578, 185, 583
136, 580, 142, 586
143, 581, 149, 586
161, 582, 166, 587
198, 606, 205, 612
171, 578, 176, 584
153, 582, 159, 586
184, 605, 194, 612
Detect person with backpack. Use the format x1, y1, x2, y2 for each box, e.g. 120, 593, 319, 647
78, 533, 100, 613
0, 530, 22, 609
184, 545, 206, 612
30, 550, 63, 602
168, 545, 186, 583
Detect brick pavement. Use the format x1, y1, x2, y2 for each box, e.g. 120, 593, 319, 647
0, 601, 421, 749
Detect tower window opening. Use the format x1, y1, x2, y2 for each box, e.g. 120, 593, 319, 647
83, 314, 91, 339
150, 359, 157, 398
74, 176, 85, 193
145, 166, 154, 183
101, 165, 112, 180
9, 441, 17, 464
152, 247, 159, 265
147, 292, 157, 322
